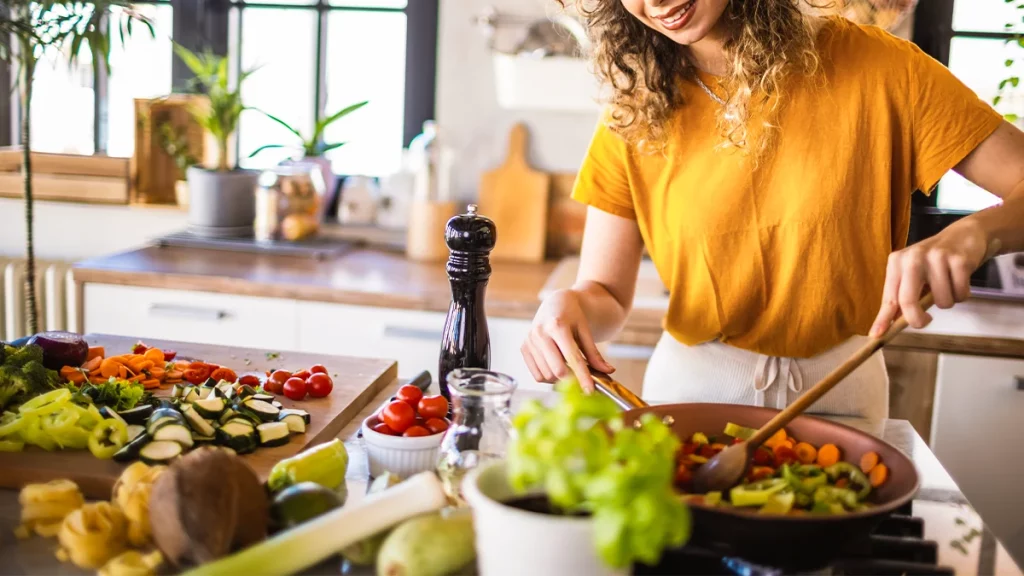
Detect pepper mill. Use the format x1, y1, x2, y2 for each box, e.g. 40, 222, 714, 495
438, 204, 496, 403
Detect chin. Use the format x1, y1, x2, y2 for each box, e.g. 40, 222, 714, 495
637, 0, 728, 46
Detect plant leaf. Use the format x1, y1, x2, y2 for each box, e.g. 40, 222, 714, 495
251, 108, 304, 141
247, 144, 295, 159
314, 100, 368, 139
316, 142, 347, 155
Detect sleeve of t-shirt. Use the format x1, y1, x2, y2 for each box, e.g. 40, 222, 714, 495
571, 117, 637, 220
905, 41, 1005, 195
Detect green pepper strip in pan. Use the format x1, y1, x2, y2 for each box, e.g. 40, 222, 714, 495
813, 485, 859, 509
781, 464, 829, 495
758, 489, 796, 514
729, 478, 789, 507
825, 462, 872, 501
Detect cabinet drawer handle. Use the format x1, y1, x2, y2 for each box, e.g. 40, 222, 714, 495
383, 326, 443, 342
148, 303, 228, 322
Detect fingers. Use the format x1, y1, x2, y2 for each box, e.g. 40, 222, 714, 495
550, 326, 595, 393
925, 251, 955, 310
575, 321, 615, 374
870, 253, 902, 337
896, 251, 931, 329
522, 338, 556, 383
948, 254, 972, 303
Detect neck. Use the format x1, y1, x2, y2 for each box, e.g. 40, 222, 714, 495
685, 22, 730, 76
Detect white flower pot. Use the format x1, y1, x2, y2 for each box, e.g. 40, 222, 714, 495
462, 460, 626, 576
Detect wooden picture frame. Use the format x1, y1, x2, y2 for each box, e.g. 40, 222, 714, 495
130, 94, 208, 206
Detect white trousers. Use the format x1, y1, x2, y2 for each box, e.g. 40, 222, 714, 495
641, 333, 889, 433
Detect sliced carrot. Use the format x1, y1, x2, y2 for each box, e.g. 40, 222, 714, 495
99, 358, 122, 379
816, 443, 840, 467
127, 356, 154, 374
60, 365, 79, 378
859, 451, 880, 475
60, 367, 86, 385
165, 370, 183, 381
127, 374, 145, 383
89, 375, 109, 384
173, 360, 191, 371
143, 348, 165, 364
764, 428, 789, 449
81, 356, 102, 373
86, 346, 105, 362
148, 367, 166, 381
869, 463, 889, 487
779, 440, 795, 451
794, 442, 818, 464
140, 379, 161, 389
118, 365, 129, 379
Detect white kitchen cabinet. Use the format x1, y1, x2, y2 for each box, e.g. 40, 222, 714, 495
83, 284, 299, 351
296, 302, 539, 390
931, 354, 1024, 561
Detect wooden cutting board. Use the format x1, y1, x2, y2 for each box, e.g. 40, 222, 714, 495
478, 123, 551, 263
0, 335, 397, 499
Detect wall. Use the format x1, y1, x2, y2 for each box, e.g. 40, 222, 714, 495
0, 198, 186, 262
436, 0, 600, 201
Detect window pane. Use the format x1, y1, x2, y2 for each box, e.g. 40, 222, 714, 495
325, 11, 407, 177
952, 0, 1021, 34
31, 48, 94, 155
107, 4, 174, 158
237, 8, 318, 170
239, 0, 316, 5
938, 36, 1020, 211
329, 0, 407, 8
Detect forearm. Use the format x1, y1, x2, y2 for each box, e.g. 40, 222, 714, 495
954, 182, 1024, 254
571, 280, 632, 342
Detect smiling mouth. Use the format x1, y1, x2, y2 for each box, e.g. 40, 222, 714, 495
652, 0, 696, 29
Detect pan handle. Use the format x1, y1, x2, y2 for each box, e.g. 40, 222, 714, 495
590, 368, 649, 411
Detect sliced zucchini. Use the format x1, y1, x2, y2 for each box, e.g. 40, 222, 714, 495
241, 399, 280, 422
257, 421, 291, 447
171, 384, 188, 399
99, 406, 127, 426
126, 424, 146, 441
193, 397, 226, 419
152, 423, 194, 449
214, 381, 234, 399
202, 377, 218, 388
218, 408, 240, 426
278, 411, 307, 434
113, 431, 150, 463
181, 405, 216, 437
182, 387, 201, 404
117, 405, 154, 425
271, 401, 283, 409
192, 434, 216, 444
238, 385, 260, 399
139, 440, 183, 465
279, 408, 311, 425
147, 407, 185, 436
216, 420, 258, 454
251, 393, 276, 403
198, 386, 216, 400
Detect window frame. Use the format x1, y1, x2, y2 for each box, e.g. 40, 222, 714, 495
1, 0, 437, 162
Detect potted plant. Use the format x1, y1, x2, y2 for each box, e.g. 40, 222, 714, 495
173, 44, 260, 237
157, 121, 200, 208
0, 1, 152, 334
462, 379, 691, 576
248, 100, 368, 201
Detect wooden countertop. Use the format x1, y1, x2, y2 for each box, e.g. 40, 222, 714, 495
72, 246, 1024, 359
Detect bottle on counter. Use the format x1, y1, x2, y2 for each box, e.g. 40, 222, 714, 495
438, 204, 496, 403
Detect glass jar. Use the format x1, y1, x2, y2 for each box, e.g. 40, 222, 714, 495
436, 369, 516, 505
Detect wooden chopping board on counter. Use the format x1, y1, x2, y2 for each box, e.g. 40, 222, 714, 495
0, 334, 397, 498
478, 123, 551, 263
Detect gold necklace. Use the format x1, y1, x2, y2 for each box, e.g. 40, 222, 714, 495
694, 74, 726, 106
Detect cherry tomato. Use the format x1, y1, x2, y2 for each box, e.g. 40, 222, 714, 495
417, 395, 449, 420
309, 364, 328, 375
372, 422, 397, 436
382, 400, 415, 434
414, 417, 427, 427
749, 466, 776, 482
132, 342, 149, 354
283, 377, 307, 401
293, 369, 312, 381
773, 445, 799, 467
183, 365, 211, 385
674, 463, 693, 486
209, 367, 238, 383
403, 425, 431, 438
163, 350, 177, 361
752, 447, 774, 466
307, 373, 334, 398
395, 385, 424, 408
424, 417, 449, 435
270, 370, 292, 383
238, 374, 261, 387
264, 379, 284, 394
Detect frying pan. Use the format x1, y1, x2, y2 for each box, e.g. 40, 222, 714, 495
592, 372, 921, 569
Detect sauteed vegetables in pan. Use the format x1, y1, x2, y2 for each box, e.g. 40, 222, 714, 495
674, 422, 890, 515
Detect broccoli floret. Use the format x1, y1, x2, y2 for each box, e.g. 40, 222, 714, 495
4, 344, 43, 369
21, 360, 62, 392
0, 365, 29, 410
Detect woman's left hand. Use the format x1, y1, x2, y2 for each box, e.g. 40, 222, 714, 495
869, 220, 990, 337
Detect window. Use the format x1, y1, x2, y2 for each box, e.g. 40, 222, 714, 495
927, 1, 1021, 211
6, 0, 437, 180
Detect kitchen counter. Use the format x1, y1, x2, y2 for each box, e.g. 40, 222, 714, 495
2, 375, 1021, 576
72, 246, 1024, 358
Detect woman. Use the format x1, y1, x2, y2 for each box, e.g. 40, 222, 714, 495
521, 0, 1024, 426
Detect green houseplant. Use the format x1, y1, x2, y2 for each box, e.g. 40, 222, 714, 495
0, 1, 152, 334
173, 44, 261, 236
994, 0, 1024, 121
248, 101, 368, 195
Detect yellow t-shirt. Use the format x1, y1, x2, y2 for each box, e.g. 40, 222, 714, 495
572, 17, 1004, 359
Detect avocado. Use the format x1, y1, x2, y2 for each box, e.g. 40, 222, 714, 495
269, 482, 344, 531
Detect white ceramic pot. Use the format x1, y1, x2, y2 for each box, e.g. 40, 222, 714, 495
463, 460, 626, 576
185, 166, 260, 235
360, 415, 443, 478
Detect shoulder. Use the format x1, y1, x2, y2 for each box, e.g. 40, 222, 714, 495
816, 15, 922, 62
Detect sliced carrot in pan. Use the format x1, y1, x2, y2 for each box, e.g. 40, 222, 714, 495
859, 451, 880, 474
869, 463, 889, 487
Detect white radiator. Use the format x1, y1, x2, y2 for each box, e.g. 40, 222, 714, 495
0, 257, 77, 341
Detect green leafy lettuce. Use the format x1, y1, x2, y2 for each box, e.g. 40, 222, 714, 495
507, 378, 691, 568
66, 378, 147, 411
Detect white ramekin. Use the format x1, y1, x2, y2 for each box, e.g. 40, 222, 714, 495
360, 415, 444, 478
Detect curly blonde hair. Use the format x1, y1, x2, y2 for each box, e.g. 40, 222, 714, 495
568, 0, 825, 155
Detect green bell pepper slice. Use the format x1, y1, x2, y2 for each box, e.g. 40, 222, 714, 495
729, 477, 789, 507
825, 462, 872, 500
18, 389, 71, 415
42, 409, 90, 449
758, 489, 795, 514
813, 485, 859, 509
0, 439, 24, 452
20, 416, 58, 451
0, 414, 26, 439
88, 418, 128, 459
781, 464, 829, 494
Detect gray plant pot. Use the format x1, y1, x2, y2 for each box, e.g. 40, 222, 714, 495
186, 166, 260, 237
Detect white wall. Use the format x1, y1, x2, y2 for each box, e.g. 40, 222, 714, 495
436, 0, 600, 201
0, 198, 186, 261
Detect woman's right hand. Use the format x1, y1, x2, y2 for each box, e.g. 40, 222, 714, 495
521, 289, 616, 392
